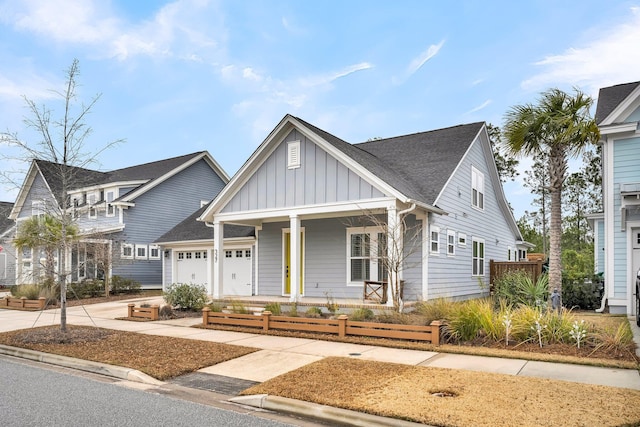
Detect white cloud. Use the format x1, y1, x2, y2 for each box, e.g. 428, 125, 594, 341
393, 40, 445, 85
1, 0, 226, 62
299, 62, 373, 87
464, 99, 492, 115
522, 6, 640, 95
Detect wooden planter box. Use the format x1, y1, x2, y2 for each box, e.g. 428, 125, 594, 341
0, 297, 46, 310
202, 308, 443, 345
127, 304, 159, 321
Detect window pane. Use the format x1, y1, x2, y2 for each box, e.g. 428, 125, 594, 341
351, 234, 369, 257
351, 259, 370, 281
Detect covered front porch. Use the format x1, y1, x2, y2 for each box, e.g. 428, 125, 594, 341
207, 198, 436, 308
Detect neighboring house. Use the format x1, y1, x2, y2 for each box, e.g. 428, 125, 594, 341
0, 201, 16, 288
589, 80, 640, 315
155, 205, 256, 295
196, 114, 527, 305
8, 151, 229, 289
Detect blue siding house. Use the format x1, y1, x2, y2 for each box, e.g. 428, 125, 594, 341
198, 115, 528, 306
8, 152, 229, 289
0, 201, 16, 288
590, 81, 640, 315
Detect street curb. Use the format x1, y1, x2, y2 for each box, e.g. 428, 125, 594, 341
230, 394, 427, 427
0, 344, 164, 385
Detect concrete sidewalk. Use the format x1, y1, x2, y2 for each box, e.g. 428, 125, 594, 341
0, 296, 639, 391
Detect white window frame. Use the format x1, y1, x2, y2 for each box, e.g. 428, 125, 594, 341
32, 200, 45, 218
106, 191, 116, 217
287, 140, 301, 169
472, 238, 485, 277
458, 233, 467, 247
88, 206, 97, 219
121, 243, 133, 259
507, 246, 513, 261
135, 245, 147, 260
471, 166, 485, 210
346, 226, 386, 286
148, 245, 160, 260
447, 230, 456, 256
430, 226, 440, 255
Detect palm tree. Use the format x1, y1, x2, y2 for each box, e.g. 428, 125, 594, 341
14, 214, 78, 285
502, 88, 600, 304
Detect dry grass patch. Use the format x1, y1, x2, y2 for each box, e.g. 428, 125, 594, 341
243, 357, 640, 427
0, 325, 257, 380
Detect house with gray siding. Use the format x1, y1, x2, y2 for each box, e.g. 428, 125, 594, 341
155, 205, 256, 295
8, 151, 229, 289
0, 201, 16, 288
589, 81, 640, 316
199, 114, 528, 306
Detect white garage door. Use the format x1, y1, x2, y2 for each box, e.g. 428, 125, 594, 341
223, 248, 252, 296
176, 251, 208, 286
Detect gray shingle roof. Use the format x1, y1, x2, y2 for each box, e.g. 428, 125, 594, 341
35, 152, 207, 205
356, 123, 484, 205
595, 81, 640, 125
155, 205, 255, 244
295, 116, 484, 205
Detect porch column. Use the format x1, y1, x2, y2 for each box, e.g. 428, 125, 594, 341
387, 204, 401, 308
205, 248, 212, 295
213, 221, 224, 299
289, 214, 301, 303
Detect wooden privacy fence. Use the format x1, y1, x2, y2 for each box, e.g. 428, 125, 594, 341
202, 308, 443, 345
127, 304, 159, 321
489, 259, 544, 291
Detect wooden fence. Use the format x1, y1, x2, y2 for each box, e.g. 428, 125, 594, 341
202, 308, 443, 345
127, 304, 159, 321
0, 297, 46, 310
489, 259, 544, 291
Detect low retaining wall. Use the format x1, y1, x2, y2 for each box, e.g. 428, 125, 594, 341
202, 308, 443, 345
127, 304, 159, 321
0, 297, 46, 310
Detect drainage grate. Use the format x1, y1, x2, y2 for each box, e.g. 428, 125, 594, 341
169, 372, 259, 396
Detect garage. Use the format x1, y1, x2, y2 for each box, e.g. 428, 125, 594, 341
174, 248, 252, 296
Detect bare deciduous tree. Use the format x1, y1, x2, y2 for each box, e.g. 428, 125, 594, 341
0, 59, 123, 332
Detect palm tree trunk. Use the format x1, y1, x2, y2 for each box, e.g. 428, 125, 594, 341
548, 145, 567, 308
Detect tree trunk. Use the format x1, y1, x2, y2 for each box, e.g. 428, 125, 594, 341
548, 145, 567, 308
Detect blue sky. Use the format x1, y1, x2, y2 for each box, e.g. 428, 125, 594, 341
0, 0, 639, 220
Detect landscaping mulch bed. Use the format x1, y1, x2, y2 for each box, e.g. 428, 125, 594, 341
242, 357, 640, 427
0, 325, 257, 380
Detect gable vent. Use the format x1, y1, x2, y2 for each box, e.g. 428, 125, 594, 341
287, 140, 301, 169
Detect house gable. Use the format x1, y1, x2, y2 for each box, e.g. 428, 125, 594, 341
221, 127, 386, 213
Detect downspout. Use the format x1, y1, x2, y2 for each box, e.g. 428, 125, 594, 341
398, 203, 417, 217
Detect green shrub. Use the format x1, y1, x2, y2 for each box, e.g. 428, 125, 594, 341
493, 271, 549, 308
562, 277, 602, 310
163, 283, 208, 311
111, 276, 141, 294
305, 307, 323, 318
264, 302, 282, 315
68, 280, 104, 299
350, 307, 374, 321
288, 302, 299, 317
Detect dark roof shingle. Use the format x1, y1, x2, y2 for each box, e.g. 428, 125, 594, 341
595, 81, 640, 125
155, 205, 255, 243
